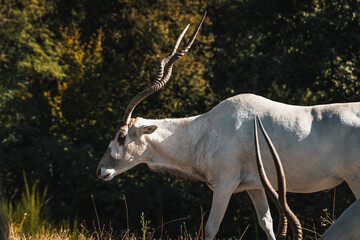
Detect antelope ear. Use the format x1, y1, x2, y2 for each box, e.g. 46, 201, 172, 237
139, 125, 158, 135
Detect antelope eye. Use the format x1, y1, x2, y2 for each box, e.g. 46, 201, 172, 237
117, 135, 125, 145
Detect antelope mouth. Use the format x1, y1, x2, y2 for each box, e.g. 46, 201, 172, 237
97, 168, 115, 181
102, 173, 114, 181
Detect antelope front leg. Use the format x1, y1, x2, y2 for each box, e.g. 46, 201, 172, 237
247, 189, 276, 240
204, 186, 234, 240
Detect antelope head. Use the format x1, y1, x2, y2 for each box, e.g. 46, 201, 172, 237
96, 13, 206, 181
254, 116, 303, 240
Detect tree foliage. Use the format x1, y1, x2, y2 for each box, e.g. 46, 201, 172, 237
0, 0, 359, 239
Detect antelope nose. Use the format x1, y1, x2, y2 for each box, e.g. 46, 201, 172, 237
96, 167, 115, 181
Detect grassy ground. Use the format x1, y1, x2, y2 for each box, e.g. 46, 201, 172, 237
0, 175, 331, 240
7, 223, 87, 240
0, 176, 206, 240
3, 217, 206, 240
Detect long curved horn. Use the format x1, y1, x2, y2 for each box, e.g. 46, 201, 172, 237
254, 118, 288, 239
120, 12, 207, 132
156, 12, 206, 93
255, 117, 303, 240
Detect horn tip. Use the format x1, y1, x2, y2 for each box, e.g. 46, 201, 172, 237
201, 11, 207, 21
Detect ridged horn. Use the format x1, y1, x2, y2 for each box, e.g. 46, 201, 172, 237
118, 12, 207, 138
254, 117, 303, 240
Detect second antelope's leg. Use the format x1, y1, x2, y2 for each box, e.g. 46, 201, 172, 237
343, 170, 360, 199
248, 189, 277, 240
205, 184, 237, 240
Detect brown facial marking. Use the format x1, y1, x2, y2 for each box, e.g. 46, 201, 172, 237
112, 118, 140, 145
112, 121, 125, 140
118, 125, 128, 138
117, 135, 125, 145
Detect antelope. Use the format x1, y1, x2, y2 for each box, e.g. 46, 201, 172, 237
96, 12, 360, 240
255, 116, 360, 240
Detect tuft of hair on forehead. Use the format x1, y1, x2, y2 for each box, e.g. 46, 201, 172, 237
129, 117, 140, 127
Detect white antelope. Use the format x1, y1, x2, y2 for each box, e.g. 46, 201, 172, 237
255, 116, 360, 240
96, 13, 360, 240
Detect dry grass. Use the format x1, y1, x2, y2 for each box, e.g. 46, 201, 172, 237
3, 205, 209, 240
8, 223, 83, 240
6, 220, 118, 240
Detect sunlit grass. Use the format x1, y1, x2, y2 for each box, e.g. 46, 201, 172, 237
7, 223, 86, 240
2, 174, 50, 235
0, 174, 86, 240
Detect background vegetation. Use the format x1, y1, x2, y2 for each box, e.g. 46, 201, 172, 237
0, 0, 359, 239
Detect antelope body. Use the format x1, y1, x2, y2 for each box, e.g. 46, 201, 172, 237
96, 13, 360, 240
255, 117, 360, 240
98, 94, 360, 240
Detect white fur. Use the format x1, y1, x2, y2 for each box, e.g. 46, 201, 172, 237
109, 140, 124, 159
97, 93, 360, 240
